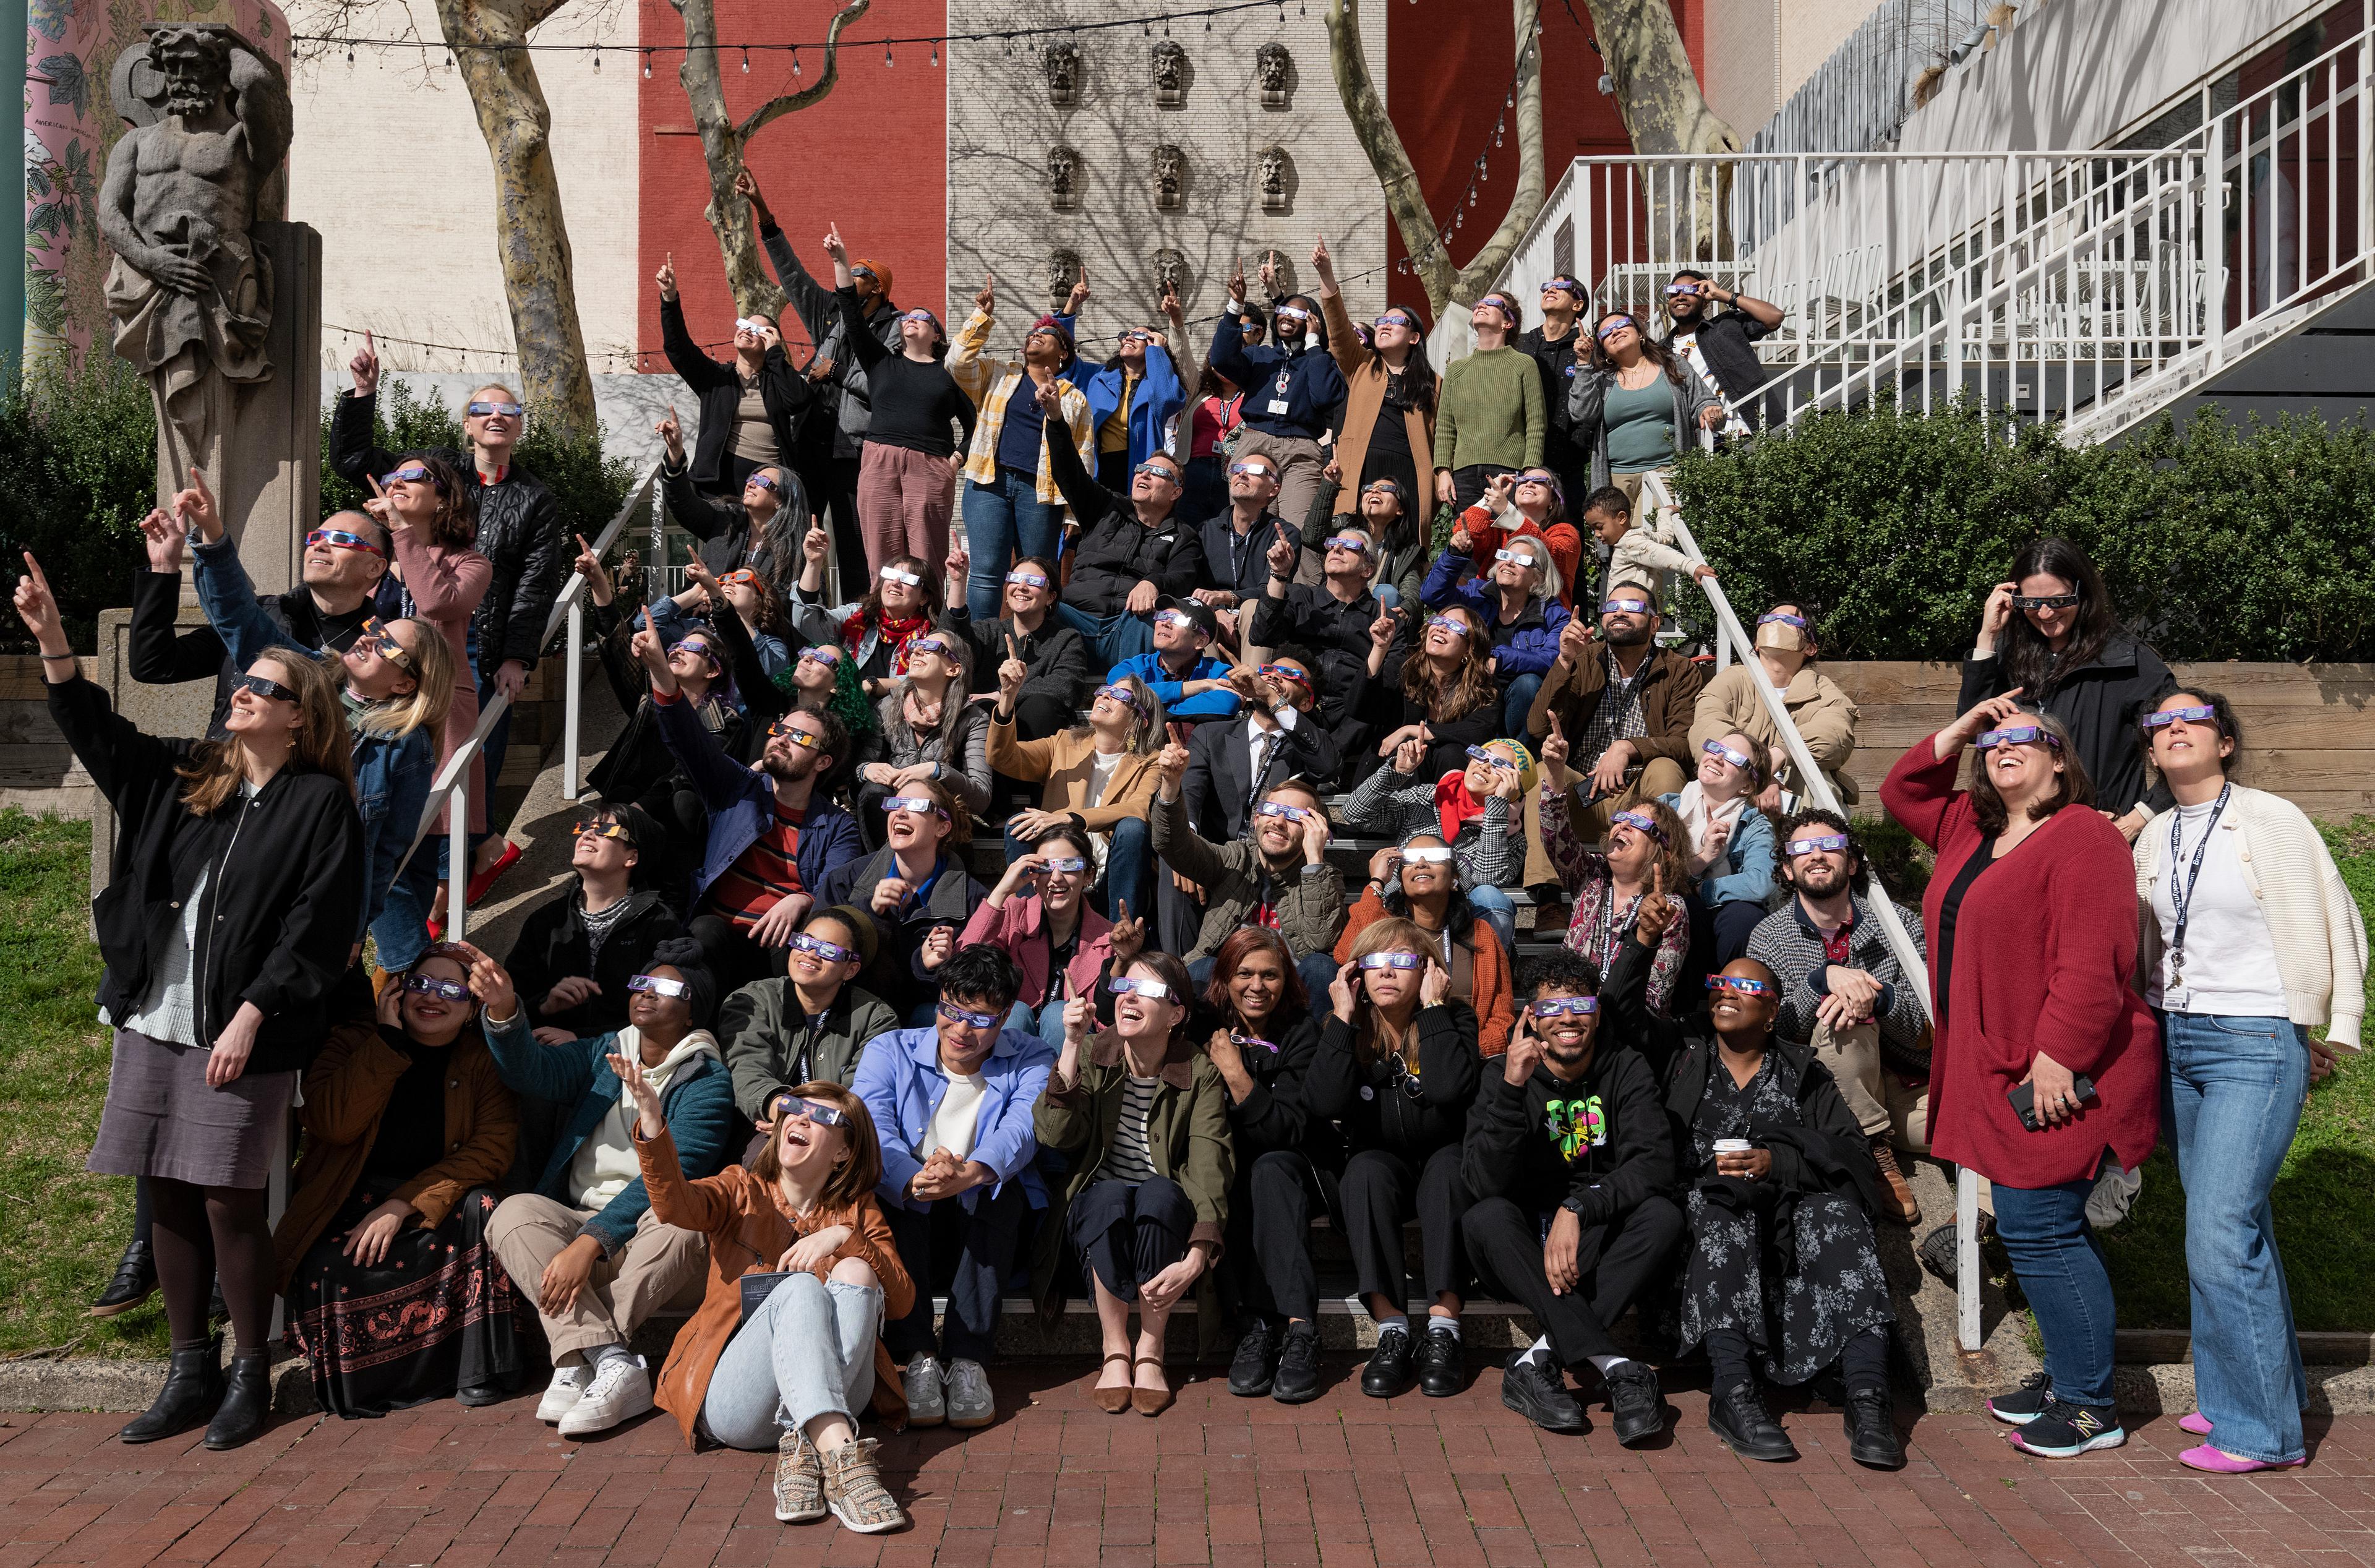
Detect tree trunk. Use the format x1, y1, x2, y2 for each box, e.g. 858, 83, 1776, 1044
432, 0, 599, 436
1581, 0, 1741, 262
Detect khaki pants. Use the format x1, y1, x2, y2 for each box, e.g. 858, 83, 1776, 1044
1520, 755, 1688, 888
1810, 1018, 1931, 1154
1233, 429, 1329, 583
489, 1194, 709, 1366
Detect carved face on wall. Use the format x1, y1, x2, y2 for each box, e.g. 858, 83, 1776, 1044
1152, 144, 1184, 209
1048, 250, 1082, 304
1048, 145, 1081, 207
1045, 41, 1081, 105
1259, 147, 1288, 195
155, 28, 233, 114
1256, 43, 1292, 95
1152, 40, 1186, 101
1154, 249, 1189, 298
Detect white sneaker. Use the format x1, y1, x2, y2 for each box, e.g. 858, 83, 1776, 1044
945, 1358, 995, 1429
903, 1355, 946, 1427
556, 1354, 653, 1437
536, 1363, 589, 1424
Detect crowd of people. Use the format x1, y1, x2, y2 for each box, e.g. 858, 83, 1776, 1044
17, 209, 2362, 1528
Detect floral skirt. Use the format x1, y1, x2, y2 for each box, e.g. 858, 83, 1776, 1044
285, 1185, 528, 1418
1674, 1185, 1894, 1386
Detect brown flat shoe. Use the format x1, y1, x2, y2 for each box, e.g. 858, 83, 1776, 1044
1132, 1355, 1175, 1417
1090, 1353, 1134, 1413
1869, 1136, 1922, 1227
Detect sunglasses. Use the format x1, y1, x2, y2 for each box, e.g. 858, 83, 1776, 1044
354, 617, 413, 671
1465, 745, 1517, 768
938, 1000, 999, 1029
1120, 329, 1153, 343
1602, 598, 1653, 616
1515, 472, 1560, 489
1542, 277, 1585, 296
1273, 306, 1312, 323
1374, 313, 1418, 330
572, 817, 633, 843
381, 465, 436, 486
1785, 833, 1851, 857
880, 567, 922, 586
628, 974, 691, 998
1610, 809, 1669, 845
1358, 951, 1423, 972
1132, 462, 1180, 482
1424, 614, 1470, 636
1153, 610, 1197, 631
1322, 534, 1375, 555
1664, 282, 1705, 296
307, 528, 385, 557
1231, 1032, 1279, 1054
716, 569, 761, 590
232, 672, 298, 704
1038, 856, 1089, 873
1596, 320, 1636, 340
849, 266, 878, 281
1706, 975, 1775, 996
901, 310, 939, 328
668, 639, 717, 664
906, 636, 952, 658
881, 795, 950, 818
2141, 705, 2220, 731
2012, 593, 2081, 610
1758, 611, 1808, 628
1476, 295, 1516, 314
733, 317, 774, 334
1106, 976, 1173, 1000
766, 719, 822, 748
1975, 726, 2062, 750
1257, 663, 1312, 690
1226, 461, 1277, 479
746, 471, 783, 494
798, 646, 842, 667
1254, 800, 1312, 823
1382, 1053, 1426, 1100
780, 1097, 849, 1128
465, 400, 523, 418
1401, 846, 1455, 864
1005, 570, 1049, 588
1360, 479, 1404, 500
1701, 739, 1752, 769
1532, 996, 1599, 1018
788, 932, 854, 964
402, 973, 473, 1002
1092, 683, 1140, 710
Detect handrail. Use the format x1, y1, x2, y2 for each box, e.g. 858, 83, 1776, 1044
390, 458, 663, 940
1639, 468, 1980, 1353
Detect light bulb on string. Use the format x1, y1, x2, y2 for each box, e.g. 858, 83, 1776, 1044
642, 49, 651, 76
792, 48, 802, 75
592, 44, 601, 72
740, 45, 749, 72
930, 40, 939, 66
884, 40, 894, 66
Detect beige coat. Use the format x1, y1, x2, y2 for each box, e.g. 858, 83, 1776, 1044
1690, 662, 1860, 803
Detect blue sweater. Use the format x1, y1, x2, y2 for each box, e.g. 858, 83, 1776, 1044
1209, 314, 1346, 442
1417, 552, 1572, 678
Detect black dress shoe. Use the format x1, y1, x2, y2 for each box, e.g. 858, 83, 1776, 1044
1228, 1321, 1280, 1398
1500, 1355, 1586, 1433
1708, 1382, 1799, 1462
1414, 1328, 1465, 1397
1272, 1323, 1323, 1405
1359, 1329, 1415, 1398
1603, 1361, 1667, 1447
204, 1350, 273, 1451
455, 1383, 508, 1407
88, 1237, 156, 1319
119, 1338, 224, 1444
1844, 1388, 1906, 1470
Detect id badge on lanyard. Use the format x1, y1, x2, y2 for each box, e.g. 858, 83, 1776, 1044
1267, 368, 1291, 417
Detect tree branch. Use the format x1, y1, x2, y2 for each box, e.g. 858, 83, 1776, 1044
1452, 0, 1546, 302
737, 0, 868, 141
1325, 0, 1454, 314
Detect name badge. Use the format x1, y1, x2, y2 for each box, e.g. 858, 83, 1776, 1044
1267, 399, 1290, 414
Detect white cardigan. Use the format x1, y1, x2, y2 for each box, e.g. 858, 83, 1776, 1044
2134, 784, 2368, 1048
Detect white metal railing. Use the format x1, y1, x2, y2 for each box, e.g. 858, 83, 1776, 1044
1499, 17, 2373, 441
393, 459, 662, 940
1639, 468, 1978, 1352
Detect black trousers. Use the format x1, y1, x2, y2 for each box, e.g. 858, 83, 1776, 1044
687, 912, 783, 997
1706, 1324, 1892, 1396
883, 1183, 1029, 1365
1068, 1176, 1196, 1303
1339, 1144, 1473, 1314
822, 455, 868, 598
1463, 1194, 1685, 1366
1226, 1150, 1324, 1324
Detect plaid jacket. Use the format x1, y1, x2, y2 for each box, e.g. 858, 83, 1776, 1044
949, 310, 1097, 503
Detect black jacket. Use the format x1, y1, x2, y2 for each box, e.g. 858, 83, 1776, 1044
1304, 1000, 1481, 1160
52, 674, 363, 1073
759, 218, 902, 463
1246, 583, 1380, 734
125, 567, 371, 737
1184, 707, 1342, 841
1461, 1045, 1672, 1230
584, 598, 748, 811
1958, 629, 2176, 817
1197, 1010, 1342, 1171
1662, 310, 1776, 431
1515, 323, 1591, 471
1379, 635, 1500, 779
1196, 507, 1303, 607
328, 395, 567, 670
662, 295, 811, 490
503, 881, 686, 1040
812, 847, 988, 1016
1045, 426, 1209, 617
660, 460, 810, 580
938, 607, 1094, 713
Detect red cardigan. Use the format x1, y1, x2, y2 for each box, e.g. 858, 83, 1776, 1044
1880, 741, 2162, 1186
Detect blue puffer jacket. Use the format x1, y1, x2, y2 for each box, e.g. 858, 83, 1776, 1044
1418, 551, 1572, 678
1657, 790, 1779, 909
1209, 312, 1346, 442
1085, 345, 1189, 465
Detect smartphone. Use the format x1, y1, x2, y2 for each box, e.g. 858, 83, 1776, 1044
2008, 1074, 2099, 1133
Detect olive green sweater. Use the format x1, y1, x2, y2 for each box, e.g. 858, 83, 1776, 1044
1433, 345, 1546, 473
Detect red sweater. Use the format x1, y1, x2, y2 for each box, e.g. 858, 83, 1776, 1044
1880, 741, 2162, 1186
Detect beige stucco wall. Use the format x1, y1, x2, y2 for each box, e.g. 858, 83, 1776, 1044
1703, 0, 1877, 145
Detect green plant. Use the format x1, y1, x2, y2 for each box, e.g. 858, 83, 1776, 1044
0, 354, 156, 653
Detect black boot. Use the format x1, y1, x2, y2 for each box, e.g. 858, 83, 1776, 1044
1708, 1381, 1799, 1462
119, 1337, 224, 1444
88, 1236, 156, 1319
204, 1349, 274, 1451
1844, 1387, 1906, 1470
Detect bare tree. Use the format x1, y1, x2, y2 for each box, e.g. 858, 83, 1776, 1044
665, 0, 870, 319
1584, 0, 1740, 158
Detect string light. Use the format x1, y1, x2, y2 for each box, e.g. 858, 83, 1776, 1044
930, 41, 940, 66
641, 49, 651, 76
884, 40, 894, 65
792, 47, 802, 75
740, 45, 749, 72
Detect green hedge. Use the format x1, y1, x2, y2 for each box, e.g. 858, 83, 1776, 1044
1668, 402, 2375, 663
0, 357, 159, 653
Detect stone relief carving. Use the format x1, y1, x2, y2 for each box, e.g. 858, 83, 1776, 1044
1256, 43, 1293, 108
1045, 41, 1080, 106
1048, 145, 1081, 212
1259, 146, 1293, 213
1153, 249, 1190, 301
1151, 40, 1187, 106
1151, 143, 1185, 211
1047, 249, 1083, 309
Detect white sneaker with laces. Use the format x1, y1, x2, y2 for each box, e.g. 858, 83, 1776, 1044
903, 1354, 947, 1426
556, 1354, 654, 1437
945, 1358, 995, 1429
536, 1363, 589, 1424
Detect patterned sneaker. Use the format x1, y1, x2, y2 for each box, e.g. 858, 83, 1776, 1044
1987, 1370, 2055, 1426
772, 1429, 825, 1523
823, 1438, 909, 1534
902, 1355, 946, 1428
2008, 1400, 2127, 1458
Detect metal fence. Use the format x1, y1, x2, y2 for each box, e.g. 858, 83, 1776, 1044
1747, 0, 2000, 158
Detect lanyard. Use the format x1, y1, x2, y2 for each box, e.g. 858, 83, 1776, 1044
2166, 782, 2232, 980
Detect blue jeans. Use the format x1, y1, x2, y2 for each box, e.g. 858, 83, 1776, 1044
1466, 884, 1518, 955
1006, 997, 1071, 1053
961, 469, 1061, 622
372, 854, 438, 973
1098, 816, 1152, 923
697, 1272, 881, 1449
1500, 672, 1543, 740
1190, 950, 1342, 1032
1991, 1172, 2119, 1413
2162, 1010, 2310, 1463
1051, 602, 1155, 670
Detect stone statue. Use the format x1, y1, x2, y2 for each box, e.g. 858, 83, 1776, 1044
1153, 249, 1190, 301
1259, 147, 1292, 213
98, 22, 292, 507
1256, 43, 1293, 108
1047, 250, 1083, 311
1151, 144, 1185, 211
1045, 41, 1081, 106
1152, 40, 1187, 107
1048, 145, 1081, 212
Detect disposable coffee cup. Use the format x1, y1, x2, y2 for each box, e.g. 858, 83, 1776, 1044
1712, 1138, 1752, 1155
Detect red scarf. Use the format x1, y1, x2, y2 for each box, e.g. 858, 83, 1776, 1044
1434, 769, 1486, 845
841, 607, 931, 673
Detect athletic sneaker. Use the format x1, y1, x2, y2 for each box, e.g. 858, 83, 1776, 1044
2008, 1400, 2126, 1457
1987, 1370, 2055, 1426
903, 1355, 946, 1427
535, 1363, 588, 1424
556, 1354, 653, 1437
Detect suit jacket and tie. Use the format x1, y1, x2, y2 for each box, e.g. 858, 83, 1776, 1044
1161, 707, 1342, 954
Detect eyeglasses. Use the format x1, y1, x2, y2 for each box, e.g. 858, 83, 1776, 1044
1533, 996, 1599, 1018
1610, 809, 1669, 845
1401, 846, 1455, 864
232, 672, 297, 704
354, 617, 414, 672
1254, 800, 1313, 823
1226, 461, 1277, 479
1424, 614, 1470, 636
1602, 598, 1653, 616
628, 974, 691, 998
733, 317, 774, 334
572, 818, 633, 843
906, 636, 952, 658
1381, 1052, 1426, 1100
881, 795, 949, 818
1039, 856, 1089, 873
798, 646, 842, 667
1701, 739, 1753, 769
1974, 726, 2062, 751
789, 932, 854, 964
1004, 570, 1049, 588
766, 720, 822, 748
1706, 975, 1774, 996
879, 567, 922, 586
381, 465, 436, 486
1358, 951, 1422, 972
1231, 1032, 1279, 1054
465, 400, 523, 418
306, 528, 385, 557
1492, 548, 1542, 568
1132, 462, 1180, 482
402, 974, 472, 1002
1257, 664, 1312, 690
938, 1000, 999, 1029
2011, 592, 2081, 610
1322, 534, 1374, 555
2141, 705, 2219, 731
1106, 976, 1173, 1000
1465, 745, 1516, 768
1784, 833, 1851, 857
1758, 611, 1808, 629
780, 1097, 849, 1128
1092, 683, 1140, 709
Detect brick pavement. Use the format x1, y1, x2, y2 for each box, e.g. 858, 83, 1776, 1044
2, 1360, 2371, 1568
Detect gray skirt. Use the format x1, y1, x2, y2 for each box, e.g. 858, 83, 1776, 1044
86, 1027, 295, 1189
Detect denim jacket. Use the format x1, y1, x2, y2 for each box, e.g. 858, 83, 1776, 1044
849, 1024, 1057, 1214
1656, 790, 1779, 909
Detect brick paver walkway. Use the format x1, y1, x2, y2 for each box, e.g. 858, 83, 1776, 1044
2, 1361, 2370, 1567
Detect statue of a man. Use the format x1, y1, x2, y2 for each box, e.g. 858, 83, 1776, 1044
99, 24, 291, 507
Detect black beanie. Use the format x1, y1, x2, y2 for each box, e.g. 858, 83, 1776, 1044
645, 936, 717, 1031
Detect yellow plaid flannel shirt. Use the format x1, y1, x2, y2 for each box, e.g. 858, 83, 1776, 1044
949, 309, 1098, 504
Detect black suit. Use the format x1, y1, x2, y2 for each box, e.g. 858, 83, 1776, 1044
1157, 707, 1342, 954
